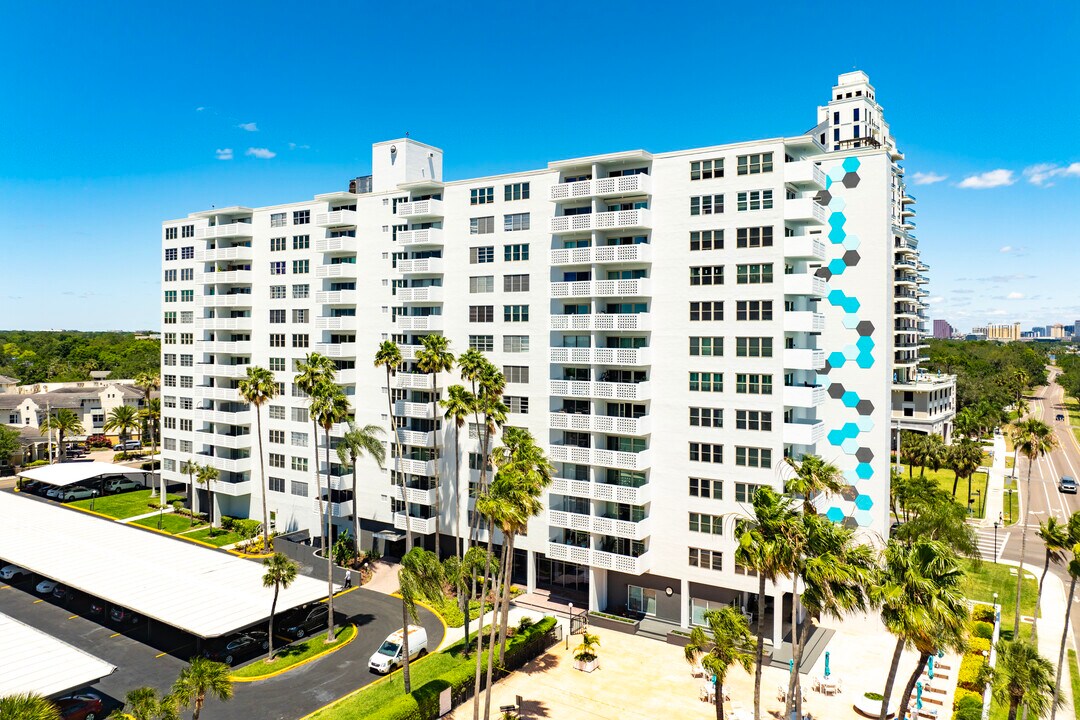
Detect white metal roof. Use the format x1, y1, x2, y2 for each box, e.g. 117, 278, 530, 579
0, 493, 328, 638
17, 461, 148, 488
0, 612, 116, 698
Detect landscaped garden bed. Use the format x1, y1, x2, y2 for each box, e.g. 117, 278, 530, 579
70, 489, 182, 519
131, 513, 206, 534
230, 624, 355, 680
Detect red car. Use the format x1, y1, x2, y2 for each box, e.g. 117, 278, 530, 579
54, 693, 103, 720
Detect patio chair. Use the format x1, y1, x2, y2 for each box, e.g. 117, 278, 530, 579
777, 684, 787, 702
691, 662, 705, 678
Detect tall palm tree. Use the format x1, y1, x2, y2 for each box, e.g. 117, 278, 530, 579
397, 547, 444, 694
0, 693, 62, 720
261, 552, 299, 662
684, 607, 755, 720
916, 434, 948, 479
874, 539, 967, 720
39, 408, 83, 462
295, 352, 339, 547
947, 437, 983, 505
195, 464, 219, 527
336, 422, 386, 555
135, 371, 161, 453
992, 638, 1060, 720
1031, 517, 1069, 640
441, 384, 476, 558
1011, 418, 1058, 635
237, 366, 278, 553
733, 487, 800, 720
953, 408, 979, 440
442, 546, 489, 660
416, 334, 455, 554
899, 432, 926, 479
1052, 513, 1080, 717
171, 656, 233, 720
180, 459, 199, 519
373, 341, 410, 549
310, 380, 350, 644
112, 686, 180, 720
139, 397, 161, 474
469, 371, 507, 547
105, 404, 141, 446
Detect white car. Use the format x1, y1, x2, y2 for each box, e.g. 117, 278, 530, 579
45, 486, 64, 499
0, 564, 30, 581
36, 579, 58, 594
368, 625, 428, 674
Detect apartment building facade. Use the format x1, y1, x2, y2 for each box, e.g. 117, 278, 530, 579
160, 71, 934, 643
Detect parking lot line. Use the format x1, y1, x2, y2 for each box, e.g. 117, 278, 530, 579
68, 614, 78, 620
110, 632, 121, 638
155, 651, 168, 658
32, 599, 43, 604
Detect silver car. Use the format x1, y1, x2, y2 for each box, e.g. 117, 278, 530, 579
60, 486, 99, 502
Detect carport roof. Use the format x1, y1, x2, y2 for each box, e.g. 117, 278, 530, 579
17, 461, 148, 487
0, 612, 116, 698
0, 493, 328, 638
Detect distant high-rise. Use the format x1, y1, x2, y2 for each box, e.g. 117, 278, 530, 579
932, 319, 955, 339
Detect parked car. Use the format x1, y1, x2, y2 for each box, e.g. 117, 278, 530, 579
0, 564, 30, 581
368, 626, 428, 674
45, 485, 65, 499
36, 578, 59, 595
53, 584, 76, 602
18, 480, 44, 495
53, 692, 103, 720
117, 440, 142, 451
105, 477, 142, 494
204, 631, 270, 666
110, 606, 140, 624
1058, 414, 1066, 422
89, 600, 106, 616
60, 486, 99, 502
1060, 476, 1078, 494
283, 604, 329, 639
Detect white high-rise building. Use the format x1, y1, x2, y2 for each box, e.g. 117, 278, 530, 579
160, 71, 945, 644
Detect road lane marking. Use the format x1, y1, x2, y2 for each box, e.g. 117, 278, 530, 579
68, 615, 78, 620
110, 632, 121, 638
155, 651, 168, 658
32, 599, 43, 604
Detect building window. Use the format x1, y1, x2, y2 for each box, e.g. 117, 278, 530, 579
689, 477, 722, 499
689, 337, 722, 357
165, 227, 178, 240
270, 212, 286, 227
180, 290, 193, 302
164, 248, 178, 261
504, 243, 529, 261
179, 354, 192, 367
505, 396, 529, 414
292, 235, 310, 250
179, 333, 192, 345
163, 312, 176, 325
180, 268, 193, 281
503, 335, 529, 353
292, 259, 309, 274
736, 226, 774, 248
270, 237, 286, 251
269, 430, 285, 444
470, 216, 495, 235
269, 309, 286, 324
690, 194, 724, 215
469, 306, 494, 323
689, 407, 723, 428
269, 357, 285, 372
292, 334, 309, 348
690, 229, 723, 251
504, 214, 530, 232
269, 477, 285, 493
504, 182, 530, 201
689, 372, 723, 392
689, 548, 723, 571
470, 187, 494, 205
291, 456, 308, 472
736, 373, 773, 395
737, 152, 773, 175
736, 190, 774, 211
181, 245, 194, 258
268, 285, 285, 299
163, 333, 176, 345
290, 431, 308, 447
736, 263, 774, 284
179, 419, 192, 432
736, 410, 773, 432
503, 305, 529, 322
469, 335, 494, 351
736, 446, 772, 468
736, 337, 773, 358
627, 586, 656, 616
735, 300, 773, 321
179, 376, 193, 388
504, 366, 529, 384
164, 291, 177, 303
688, 511, 723, 533
269, 453, 285, 469
293, 210, 310, 225
164, 269, 177, 282
503, 274, 530, 292
292, 309, 308, 324
470, 276, 494, 293
690, 158, 723, 180
690, 301, 723, 321
290, 480, 308, 497
269, 406, 285, 420
270, 261, 286, 275
470, 246, 495, 264
690, 266, 723, 286
291, 407, 309, 423
292, 284, 309, 299
269, 334, 285, 347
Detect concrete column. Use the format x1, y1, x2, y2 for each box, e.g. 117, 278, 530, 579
588, 567, 607, 613
680, 577, 690, 628
526, 549, 537, 594
773, 588, 784, 648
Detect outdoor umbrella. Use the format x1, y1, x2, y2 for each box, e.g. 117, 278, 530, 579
824, 651, 831, 678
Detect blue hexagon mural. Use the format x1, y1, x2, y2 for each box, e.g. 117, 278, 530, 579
854, 494, 874, 511
841, 391, 860, 408
842, 156, 861, 172
828, 258, 848, 276
826, 507, 845, 523
856, 462, 874, 479
828, 351, 847, 369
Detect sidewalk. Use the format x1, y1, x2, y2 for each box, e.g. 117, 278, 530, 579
980, 434, 1008, 528
119, 506, 175, 523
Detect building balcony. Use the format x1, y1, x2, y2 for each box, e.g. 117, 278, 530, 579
396, 286, 444, 303
901, 221, 916, 231
783, 198, 827, 224
783, 235, 827, 261
315, 316, 356, 331
550, 380, 650, 401
201, 270, 252, 284
314, 236, 359, 253
395, 400, 435, 419
783, 161, 827, 189
192, 408, 249, 425
194, 431, 252, 450
397, 429, 435, 448
195, 223, 254, 240
549, 173, 652, 202
548, 445, 651, 471
207, 365, 250, 379
783, 311, 825, 333
200, 455, 252, 474
193, 385, 240, 402
549, 313, 650, 332
396, 343, 418, 361
208, 479, 253, 497
591, 548, 649, 575
393, 513, 437, 535
195, 246, 253, 263
549, 477, 651, 506
202, 341, 252, 354
546, 541, 592, 567
783, 419, 826, 446
550, 209, 652, 235
783, 385, 826, 409
783, 348, 826, 371
395, 199, 444, 220
203, 294, 253, 308
313, 342, 358, 358
551, 243, 652, 266
549, 413, 651, 436
336, 368, 357, 385
390, 485, 437, 506
314, 498, 354, 517
396, 315, 443, 332
591, 515, 650, 541
548, 509, 592, 532
391, 373, 435, 390
397, 228, 444, 248
193, 317, 251, 331
784, 273, 827, 297
550, 278, 651, 298
394, 458, 437, 476
315, 210, 358, 228
397, 258, 444, 274
315, 263, 359, 279
549, 346, 650, 366
315, 290, 358, 305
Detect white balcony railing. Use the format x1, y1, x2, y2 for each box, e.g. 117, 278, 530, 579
192, 408, 250, 425
549, 380, 650, 401
315, 316, 355, 331
785, 273, 827, 297
314, 236, 358, 253
195, 431, 252, 450
208, 479, 253, 496
201, 341, 252, 354
783, 161, 827, 189
194, 246, 253, 262
591, 548, 650, 575
550, 278, 651, 298
315, 263, 359, 279
783, 311, 825, 333
783, 236, 827, 261
203, 294, 253, 307
200, 270, 251, 284
783, 198, 828, 224
193, 317, 251, 331
550, 173, 652, 202
393, 458, 437, 476
315, 210, 358, 228
397, 228, 444, 247
549, 413, 651, 436
395, 199, 444, 219
314, 498, 355, 517
195, 223, 254, 239
397, 258, 444, 274
548, 445, 651, 471
390, 485, 438, 506
396, 286, 444, 303
395, 400, 435, 419
783, 385, 826, 408
783, 420, 826, 446
545, 541, 592, 566
313, 342, 358, 358
549, 313, 650, 332
549, 347, 650, 366
550, 243, 652, 266
391, 373, 434, 390
397, 429, 436, 447
396, 315, 443, 332
783, 348, 827, 371
192, 386, 240, 402
315, 290, 359, 305
207, 365, 249, 379
550, 209, 652, 235
394, 513, 437, 535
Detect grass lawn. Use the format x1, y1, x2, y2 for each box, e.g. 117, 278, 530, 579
1002, 478, 1020, 525
429, 595, 485, 628
961, 559, 1039, 620
185, 526, 244, 547
1069, 649, 1080, 720
1005, 456, 1014, 469
1064, 398, 1080, 446
988, 621, 1036, 720
909, 466, 990, 518
231, 625, 354, 679
70, 490, 183, 519
131, 513, 206, 534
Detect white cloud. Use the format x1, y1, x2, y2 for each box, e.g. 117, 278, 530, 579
238, 122, 258, 132
1065, 162, 1080, 177
958, 169, 1015, 189
1023, 162, 1080, 187
912, 171, 948, 185
987, 309, 1008, 316
1006, 292, 1025, 300
999, 246, 1012, 253
195, 106, 205, 112
215, 148, 233, 160
929, 296, 945, 303
288, 142, 311, 151
245, 147, 276, 159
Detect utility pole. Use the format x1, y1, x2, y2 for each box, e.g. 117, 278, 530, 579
46, 400, 53, 463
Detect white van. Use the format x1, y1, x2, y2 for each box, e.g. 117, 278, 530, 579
368, 625, 428, 673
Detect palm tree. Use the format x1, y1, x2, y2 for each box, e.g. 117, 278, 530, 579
733, 487, 800, 720
135, 371, 161, 455
171, 656, 233, 720
195, 464, 219, 527
469, 372, 507, 546
373, 340, 409, 549
891, 490, 981, 559
899, 431, 926, 479
0, 693, 61, 720
874, 539, 967, 720
442, 547, 488, 660
295, 352, 340, 547
441, 384, 476, 558
783, 454, 845, 516
112, 686, 180, 720
310, 380, 350, 644
237, 366, 278, 553
336, 422, 386, 555
261, 552, 299, 662
991, 638, 1060, 720
105, 404, 141, 446
1011, 418, 1058, 635
684, 607, 755, 720
1031, 517, 1070, 640
1052, 513, 1080, 717
916, 434, 948, 479
139, 398, 161, 474
39, 408, 83, 462
397, 547, 444, 694
953, 408, 979, 440
180, 459, 199, 520
416, 334, 455, 553
947, 437, 983, 505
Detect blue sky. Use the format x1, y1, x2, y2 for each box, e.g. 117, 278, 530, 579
1, 1, 1077, 332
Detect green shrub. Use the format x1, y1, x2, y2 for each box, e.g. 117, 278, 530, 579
968, 636, 991, 654
972, 621, 994, 639
953, 688, 983, 713
220, 516, 235, 531
864, 692, 884, 701
957, 653, 987, 691
172, 500, 184, 514
24, 459, 48, 468
234, 518, 260, 539
972, 604, 995, 623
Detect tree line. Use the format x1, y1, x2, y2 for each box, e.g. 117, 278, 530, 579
0, 331, 160, 384
923, 339, 1048, 418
